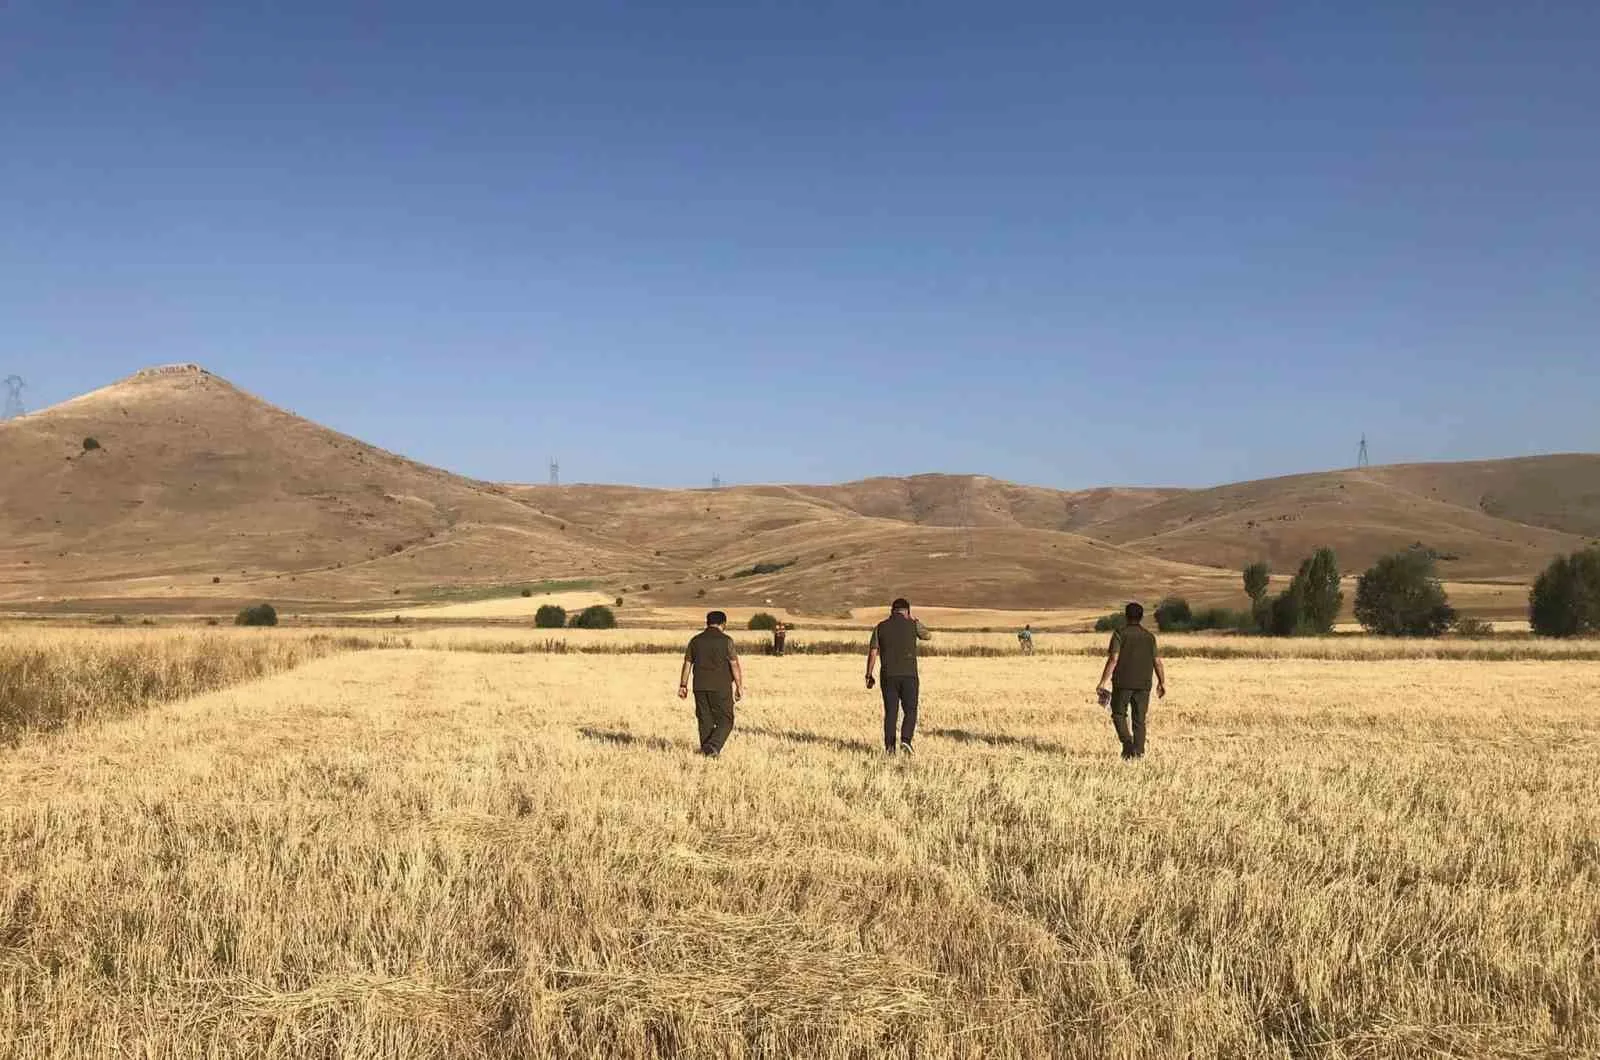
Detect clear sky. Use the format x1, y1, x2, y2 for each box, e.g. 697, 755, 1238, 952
3, 2, 1595, 489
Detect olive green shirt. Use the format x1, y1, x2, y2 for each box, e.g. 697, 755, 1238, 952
1110, 624, 1158, 691
686, 629, 739, 694
869, 615, 932, 678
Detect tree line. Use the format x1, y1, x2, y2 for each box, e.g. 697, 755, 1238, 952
1100, 545, 1600, 638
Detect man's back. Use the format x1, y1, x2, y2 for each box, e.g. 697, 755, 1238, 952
872, 614, 929, 677
1110, 624, 1157, 690
687, 628, 737, 692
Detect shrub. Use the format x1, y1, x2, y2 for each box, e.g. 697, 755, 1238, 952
1354, 549, 1456, 636
1265, 587, 1307, 637
1191, 607, 1255, 632
614, 596, 623, 607
82, 437, 101, 452
1453, 616, 1494, 637
748, 612, 779, 631
235, 603, 278, 627
212, 576, 221, 584
641, 583, 651, 591
520, 588, 533, 598
1154, 597, 1193, 632
1243, 562, 1271, 604
534, 604, 567, 629
1093, 612, 1127, 633
732, 559, 797, 579
568, 605, 617, 630
1529, 547, 1600, 637
696, 588, 706, 598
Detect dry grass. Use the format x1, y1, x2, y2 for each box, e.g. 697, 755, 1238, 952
384, 625, 1600, 662
0, 629, 383, 742
0, 634, 1597, 1058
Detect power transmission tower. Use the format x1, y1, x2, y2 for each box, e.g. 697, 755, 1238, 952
711, 474, 722, 489
548, 458, 560, 487
2, 375, 23, 420
1357, 435, 1370, 469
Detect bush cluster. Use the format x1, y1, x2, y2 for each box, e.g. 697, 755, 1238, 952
534, 605, 567, 629
234, 603, 278, 627
568, 605, 617, 630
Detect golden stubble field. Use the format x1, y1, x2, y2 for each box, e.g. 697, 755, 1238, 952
1, 632, 1597, 1058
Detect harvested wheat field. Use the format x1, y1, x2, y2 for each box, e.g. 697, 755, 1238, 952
1, 634, 1597, 1058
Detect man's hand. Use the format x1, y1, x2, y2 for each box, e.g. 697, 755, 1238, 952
734, 685, 743, 703
865, 674, 875, 690
1157, 683, 1167, 700
677, 684, 689, 700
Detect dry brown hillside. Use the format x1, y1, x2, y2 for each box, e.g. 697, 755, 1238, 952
0, 366, 635, 607
1080, 465, 1597, 579
3, 365, 1594, 615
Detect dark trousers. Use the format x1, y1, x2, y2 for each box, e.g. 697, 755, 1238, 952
694, 690, 736, 755
1110, 686, 1151, 756
880, 675, 920, 750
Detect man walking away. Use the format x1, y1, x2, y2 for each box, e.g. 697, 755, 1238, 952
1018, 624, 1035, 655
1096, 602, 1167, 759
679, 611, 744, 757
773, 622, 787, 656
865, 597, 932, 754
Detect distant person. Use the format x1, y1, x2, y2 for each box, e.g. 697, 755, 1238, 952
773, 621, 788, 656
678, 610, 744, 757
1018, 624, 1035, 655
865, 597, 932, 755
1095, 602, 1167, 760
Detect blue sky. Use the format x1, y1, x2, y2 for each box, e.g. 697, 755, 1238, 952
3, 2, 1596, 488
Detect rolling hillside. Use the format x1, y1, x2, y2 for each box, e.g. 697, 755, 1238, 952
1, 365, 1594, 615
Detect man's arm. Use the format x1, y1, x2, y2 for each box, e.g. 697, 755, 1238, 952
1154, 656, 1167, 698
678, 654, 692, 699
731, 656, 744, 701
1097, 632, 1119, 692
1097, 649, 1118, 692
915, 619, 933, 641
865, 628, 878, 688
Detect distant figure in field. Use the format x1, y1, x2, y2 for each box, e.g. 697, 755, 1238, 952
773, 622, 788, 656
1018, 624, 1035, 655
1096, 602, 1167, 760
865, 597, 933, 755
678, 610, 744, 758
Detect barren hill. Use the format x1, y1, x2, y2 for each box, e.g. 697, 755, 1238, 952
2, 365, 1594, 615
1079, 463, 1599, 580
0, 366, 635, 606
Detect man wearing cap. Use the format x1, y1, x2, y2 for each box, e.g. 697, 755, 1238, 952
678, 610, 744, 757
865, 597, 933, 755
1095, 602, 1167, 759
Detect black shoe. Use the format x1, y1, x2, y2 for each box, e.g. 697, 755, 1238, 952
898, 742, 914, 756
1120, 747, 1135, 760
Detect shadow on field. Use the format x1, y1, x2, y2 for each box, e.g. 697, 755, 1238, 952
923, 727, 1074, 756
741, 726, 881, 755
577, 727, 677, 753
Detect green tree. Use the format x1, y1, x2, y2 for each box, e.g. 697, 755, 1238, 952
1243, 562, 1271, 604
234, 603, 278, 627
1354, 549, 1456, 636
1292, 548, 1343, 634
748, 612, 780, 631
534, 604, 567, 629
1265, 586, 1306, 637
1529, 548, 1600, 637
568, 604, 617, 630
1154, 597, 1193, 632
1093, 612, 1127, 633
